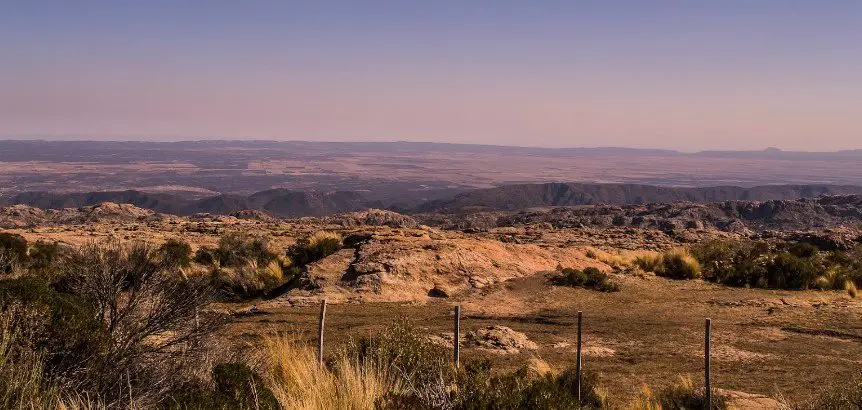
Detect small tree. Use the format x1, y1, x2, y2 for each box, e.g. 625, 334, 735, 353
60, 240, 221, 404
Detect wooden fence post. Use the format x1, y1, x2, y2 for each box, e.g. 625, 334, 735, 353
454, 305, 461, 368
318, 299, 327, 367
705, 318, 712, 409
576, 311, 583, 404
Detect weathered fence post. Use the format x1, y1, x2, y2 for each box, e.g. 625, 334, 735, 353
576, 310, 583, 404
317, 299, 327, 367
454, 305, 461, 368
705, 318, 712, 409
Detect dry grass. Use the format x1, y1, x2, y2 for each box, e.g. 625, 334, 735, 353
846, 280, 858, 298
634, 249, 701, 280
307, 231, 343, 249
625, 376, 727, 410
260, 335, 403, 410
584, 246, 657, 272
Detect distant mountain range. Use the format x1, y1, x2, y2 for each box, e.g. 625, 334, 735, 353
4, 183, 862, 218
415, 183, 862, 212
3, 189, 369, 218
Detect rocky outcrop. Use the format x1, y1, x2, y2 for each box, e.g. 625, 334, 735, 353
464, 326, 538, 353
0, 202, 159, 228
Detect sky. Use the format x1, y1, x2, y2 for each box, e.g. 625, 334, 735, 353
0, 1, 860, 151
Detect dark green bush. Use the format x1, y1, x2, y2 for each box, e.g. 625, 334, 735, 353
0, 232, 28, 274
161, 364, 279, 410
691, 239, 848, 290
0, 276, 107, 383
553, 266, 619, 292
765, 252, 817, 290
158, 238, 193, 269
212, 363, 279, 409
0, 232, 27, 260
193, 246, 218, 266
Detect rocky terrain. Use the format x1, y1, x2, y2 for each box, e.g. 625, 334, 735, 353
417, 195, 862, 234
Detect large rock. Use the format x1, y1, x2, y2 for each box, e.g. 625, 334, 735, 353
465, 325, 538, 353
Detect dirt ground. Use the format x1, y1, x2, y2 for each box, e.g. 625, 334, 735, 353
227, 273, 862, 406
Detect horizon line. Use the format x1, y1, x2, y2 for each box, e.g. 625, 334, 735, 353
1, 135, 860, 155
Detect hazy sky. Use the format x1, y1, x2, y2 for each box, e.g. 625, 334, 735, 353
1, 1, 860, 151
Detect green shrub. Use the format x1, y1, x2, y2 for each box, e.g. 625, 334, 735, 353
0, 232, 28, 275
26, 241, 66, 275
765, 252, 817, 290
158, 238, 193, 269
193, 246, 219, 266
0, 276, 107, 384
344, 319, 451, 402
691, 239, 771, 287
162, 364, 279, 410
554, 267, 619, 292
212, 363, 279, 409
0, 232, 27, 261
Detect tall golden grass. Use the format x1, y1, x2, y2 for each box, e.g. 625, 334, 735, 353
261, 335, 403, 410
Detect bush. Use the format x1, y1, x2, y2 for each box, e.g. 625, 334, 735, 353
209, 261, 285, 301
635, 249, 701, 280
214, 233, 279, 268
194, 246, 219, 267
554, 266, 619, 292
690, 239, 770, 287
657, 249, 701, 280
0, 232, 28, 275
26, 241, 66, 275
286, 231, 343, 267
344, 319, 451, 405
764, 252, 817, 290
157, 238, 193, 269
212, 363, 279, 409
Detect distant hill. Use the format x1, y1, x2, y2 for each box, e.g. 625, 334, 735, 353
2, 189, 369, 218
416, 183, 862, 213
